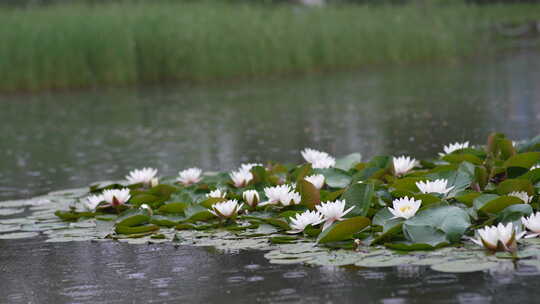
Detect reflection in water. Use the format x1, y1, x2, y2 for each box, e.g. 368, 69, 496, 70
1, 49, 540, 302
1, 237, 540, 303
1, 50, 540, 200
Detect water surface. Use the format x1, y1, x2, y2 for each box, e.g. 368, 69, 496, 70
1, 48, 540, 303
2, 237, 540, 304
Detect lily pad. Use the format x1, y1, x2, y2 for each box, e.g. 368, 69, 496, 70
0, 231, 39, 239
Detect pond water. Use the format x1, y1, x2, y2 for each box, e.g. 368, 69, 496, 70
1, 48, 540, 303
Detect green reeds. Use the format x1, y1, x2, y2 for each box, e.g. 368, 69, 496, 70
0, 1, 536, 92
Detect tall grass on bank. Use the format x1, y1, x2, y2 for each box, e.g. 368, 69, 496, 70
0, 2, 537, 92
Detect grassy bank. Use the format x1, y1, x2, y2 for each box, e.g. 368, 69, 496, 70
0, 1, 538, 92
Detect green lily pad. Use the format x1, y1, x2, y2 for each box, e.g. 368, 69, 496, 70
317, 216, 370, 244
0, 232, 39, 239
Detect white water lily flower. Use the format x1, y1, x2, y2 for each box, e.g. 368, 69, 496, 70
288, 210, 324, 234
393, 156, 417, 176
242, 190, 260, 208
261, 185, 293, 206
207, 189, 226, 199
388, 197, 421, 219
471, 222, 525, 251
301, 148, 335, 169
177, 168, 202, 186
315, 199, 355, 231
84, 194, 103, 211
209, 199, 243, 219
311, 157, 336, 169
301, 148, 329, 164
415, 179, 454, 195
125, 167, 158, 185
229, 169, 253, 188
102, 188, 131, 206
439, 141, 470, 156
531, 164, 540, 170
522, 212, 540, 238
281, 191, 302, 206
304, 174, 325, 189
471, 225, 500, 250
508, 191, 532, 204
239, 163, 263, 172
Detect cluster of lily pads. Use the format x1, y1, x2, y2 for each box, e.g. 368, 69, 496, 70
50, 132, 540, 262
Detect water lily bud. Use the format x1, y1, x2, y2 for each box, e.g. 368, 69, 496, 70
140, 204, 153, 216
393, 156, 417, 176
242, 190, 260, 208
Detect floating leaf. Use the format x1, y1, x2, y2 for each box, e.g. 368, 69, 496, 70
390, 177, 423, 192
0, 208, 25, 216
431, 260, 498, 273
384, 242, 438, 251
474, 195, 523, 214
373, 208, 404, 232
317, 216, 370, 244
505, 152, 540, 177
403, 205, 470, 245
315, 168, 352, 188
270, 236, 298, 244
297, 179, 320, 209
116, 209, 151, 227
158, 202, 190, 214
496, 204, 533, 223
454, 191, 481, 207
263, 218, 291, 230
496, 179, 534, 196
335, 153, 362, 171
115, 224, 159, 235
371, 223, 403, 245
184, 204, 214, 221
0, 232, 39, 239
443, 153, 483, 165
150, 215, 185, 227
342, 182, 374, 217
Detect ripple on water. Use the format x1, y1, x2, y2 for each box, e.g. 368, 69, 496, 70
424, 273, 459, 285
246, 276, 264, 282
226, 276, 246, 284
282, 271, 308, 279
456, 293, 492, 304
380, 298, 407, 304
244, 263, 261, 270
357, 269, 387, 280
150, 277, 172, 288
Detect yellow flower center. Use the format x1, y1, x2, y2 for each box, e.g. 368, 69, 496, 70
399, 205, 412, 213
